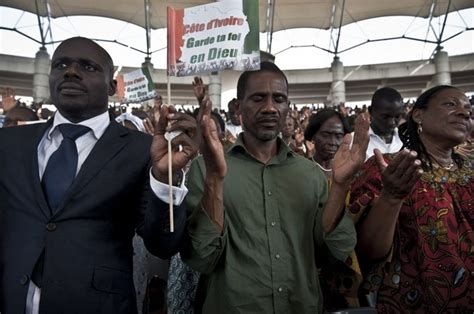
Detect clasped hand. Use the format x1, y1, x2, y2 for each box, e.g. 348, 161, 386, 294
150, 105, 199, 183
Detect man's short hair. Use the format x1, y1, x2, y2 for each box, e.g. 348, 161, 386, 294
236, 61, 288, 100
56, 37, 115, 79
227, 98, 238, 109
370, 87, 403, 111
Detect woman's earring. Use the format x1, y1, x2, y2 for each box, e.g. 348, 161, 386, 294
417, 121, 423, 134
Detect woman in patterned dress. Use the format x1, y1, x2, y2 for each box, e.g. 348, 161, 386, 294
349, 85, 474, 313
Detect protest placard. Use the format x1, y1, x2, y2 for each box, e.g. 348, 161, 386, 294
116, 68, 157, 103
167, 0, 260, 77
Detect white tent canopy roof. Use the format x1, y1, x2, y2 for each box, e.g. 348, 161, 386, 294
4, 0, 474, 32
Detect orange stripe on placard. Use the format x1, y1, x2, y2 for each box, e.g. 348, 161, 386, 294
167, 7, 184, 74
175, 9, 184, 61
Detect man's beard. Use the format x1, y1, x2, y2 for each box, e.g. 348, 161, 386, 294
256, 129, 279, 141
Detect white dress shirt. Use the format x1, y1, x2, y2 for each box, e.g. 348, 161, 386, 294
225, 123, 242, 138
37, 111, 110, 178
365, 126, 403, 160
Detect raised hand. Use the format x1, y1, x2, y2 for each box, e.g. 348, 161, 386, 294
143, 118, 155, 136
292, 128, 307, 156
338, 103, 349, 117
150, 105, 199, 183
1, 87, 16, 112
332, 113, 370, 185
199, 96, 227, 178
355, 148, 423, 260
192, 76, 206, 105
305, 140, 315, 158
374, 148, 423, 200
294, 128, 305, 147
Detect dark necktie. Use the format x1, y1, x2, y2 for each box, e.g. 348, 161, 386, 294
42, 124, 91, 213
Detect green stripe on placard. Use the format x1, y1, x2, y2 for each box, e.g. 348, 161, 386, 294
243, 0, 259, 54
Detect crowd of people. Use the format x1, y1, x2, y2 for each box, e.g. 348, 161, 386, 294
0, 36, 473, 314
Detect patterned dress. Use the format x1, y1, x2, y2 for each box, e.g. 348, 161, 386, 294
133, 234, 150, 313
349, 155, 474, 313
167, 253, 200, 313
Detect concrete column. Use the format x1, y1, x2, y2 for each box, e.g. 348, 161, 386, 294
433, 49, 451, 85
33, 47, 50, 104
208, 72, 221, 109
330, 56, 345, 106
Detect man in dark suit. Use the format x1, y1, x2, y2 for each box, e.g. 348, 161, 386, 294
0, 37, 196, 314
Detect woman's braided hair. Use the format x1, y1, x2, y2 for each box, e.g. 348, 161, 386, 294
399, 84, 462, 170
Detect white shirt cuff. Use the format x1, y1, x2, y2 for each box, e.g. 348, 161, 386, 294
149, 168, 188, 205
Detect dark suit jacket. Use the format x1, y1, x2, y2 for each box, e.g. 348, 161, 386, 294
0, 119, 186, 314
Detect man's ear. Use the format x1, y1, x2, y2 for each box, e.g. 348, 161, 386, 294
235, 99, 241, 116
108, 79, 117, 96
